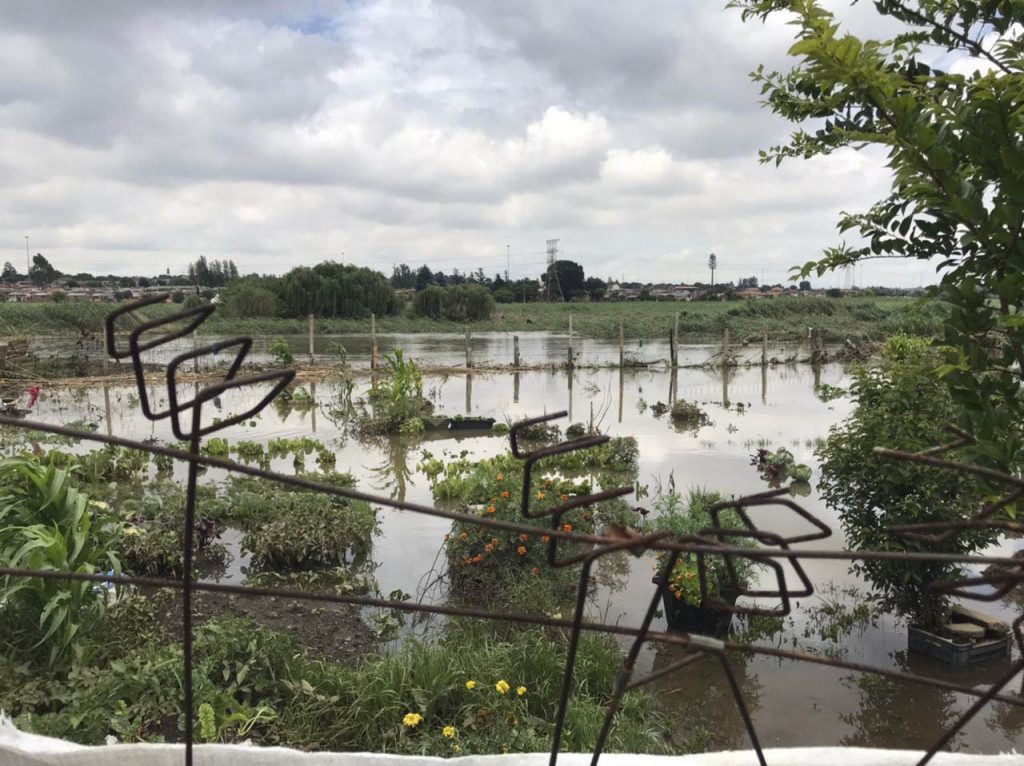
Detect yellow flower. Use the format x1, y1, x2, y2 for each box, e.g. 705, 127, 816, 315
403, 712, 423, 728
495, 679, 510, 694
496, 473, 504, 481
517, 686, 527, 696
465, 680, 477, 690
442, 725, 456, 739
536, 491, 546, 500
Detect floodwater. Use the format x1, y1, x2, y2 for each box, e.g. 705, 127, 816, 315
8, 334, 1024, 754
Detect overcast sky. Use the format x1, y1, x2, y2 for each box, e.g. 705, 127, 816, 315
0, 1, 953, 287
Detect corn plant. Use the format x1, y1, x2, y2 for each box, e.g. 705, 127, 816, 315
0, 456, 121, 666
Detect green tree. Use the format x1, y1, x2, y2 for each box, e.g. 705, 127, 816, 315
542, 260, 585, 301
735, 0, 1024, 471
584, 276, 607, 301
2, 262, 18, 283
28, 254, 59, 287
799, 280, 811, 291
221, 278, 280, 318
411, 284, 494, 321
817, 337, 994, 630
390, 263, 415, 289
414, 265, 433, 292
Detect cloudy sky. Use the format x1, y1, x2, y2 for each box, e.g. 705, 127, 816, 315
0, 1, 947, 286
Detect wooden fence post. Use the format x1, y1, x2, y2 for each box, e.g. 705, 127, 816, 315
370, 313, 378, 371
308, 314, 315, 363
672, 312, 680, 368
618, 317, 624, 368
567, 314, 574, 369
761, 328, 768, 367
513, 335, 521, 367
465, 326, 473, 369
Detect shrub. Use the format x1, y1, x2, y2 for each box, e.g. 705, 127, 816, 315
669, 400, 711, 431
817, 336, 994, 630
267, 337, 294, 366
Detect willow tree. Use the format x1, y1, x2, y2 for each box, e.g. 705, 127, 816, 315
735, 0, 1024, 471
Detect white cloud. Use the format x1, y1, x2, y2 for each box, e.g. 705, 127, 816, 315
0, 0, 958, 286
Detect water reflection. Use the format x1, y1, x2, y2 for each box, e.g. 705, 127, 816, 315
649, 645, 763, 751
839, 672, 960, 749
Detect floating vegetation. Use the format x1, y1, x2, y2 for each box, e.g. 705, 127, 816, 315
669, 400, 712, 431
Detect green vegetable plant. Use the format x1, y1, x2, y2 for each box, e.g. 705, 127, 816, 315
640, 480, 758, 609
0, 456, 122, 666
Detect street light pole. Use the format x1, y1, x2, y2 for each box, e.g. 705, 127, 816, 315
24, 235, 29, 277
506, 244, 510, 282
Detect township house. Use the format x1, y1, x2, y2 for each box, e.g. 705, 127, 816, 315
605, 283, 701, 300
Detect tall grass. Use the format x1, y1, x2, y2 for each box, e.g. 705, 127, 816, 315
0, 295, 941, 342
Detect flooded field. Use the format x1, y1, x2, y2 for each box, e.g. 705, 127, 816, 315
6, 335, 1022, 753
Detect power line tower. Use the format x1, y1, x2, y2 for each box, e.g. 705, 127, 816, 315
545, 238, 561, 302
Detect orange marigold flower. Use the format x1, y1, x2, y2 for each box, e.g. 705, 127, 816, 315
496, 473, 504, 481
560, 494, 569, 502
484, 543, 494, 552
517, 546, 527, 556
472, 554, 485, 563
518, 533, 529, 542
531, 566, 540, 575
562, 524, 573, 532
500, 490, 510, 499
535, 491, 546, 500
541, 535, 550, 543
486, 506, 496, 514
459, 532, 468, 541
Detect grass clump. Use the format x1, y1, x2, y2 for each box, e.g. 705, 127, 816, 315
3, 610, 681, 756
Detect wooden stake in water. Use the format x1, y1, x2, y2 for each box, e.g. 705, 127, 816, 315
103, 385, 112, 437
310, 382, 318, 432
308, 313, 315, 363
669, 326, 677, 370
618, 317, 625, 368
672, 312, 679, 368
465, 326, 473, 368
370, 313, 378, 371
568, 314, 574, 370
513, 335, 521, 367
761, 328, 768, 367
723, 327, 730, 365
192, 329, 198, 374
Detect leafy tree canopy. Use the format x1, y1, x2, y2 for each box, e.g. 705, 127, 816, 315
735, 0, 1024, 471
